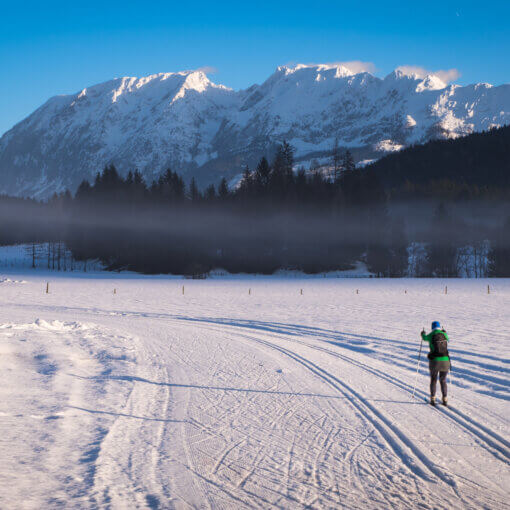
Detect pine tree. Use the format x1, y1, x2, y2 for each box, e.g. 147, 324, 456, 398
270, 141, 295, 198
132, 170, 146, 201
332, 137, 341, 181
205, 184, 216, 201
282, 140, 295, 177
255, 156, 271, 190
75, 180, 92, 201
239, 166, 254, 197
189, 177, 200, 202
342, 150, 355, 172
218, 177, 230, 200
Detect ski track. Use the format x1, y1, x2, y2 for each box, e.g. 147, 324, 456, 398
0, 277, 509, 509
211, 320, 510, 464
182, 318, 510, 502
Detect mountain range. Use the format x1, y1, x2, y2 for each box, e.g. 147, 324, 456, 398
1, 63, 509, 197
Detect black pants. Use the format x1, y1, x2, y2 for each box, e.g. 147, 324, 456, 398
430, 364, 449, 397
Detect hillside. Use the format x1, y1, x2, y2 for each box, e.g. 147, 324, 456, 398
367, 125, 510, 197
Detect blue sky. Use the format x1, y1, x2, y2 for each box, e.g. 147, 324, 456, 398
1, 0, 509, 135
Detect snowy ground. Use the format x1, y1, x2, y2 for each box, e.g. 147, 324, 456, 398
0, 274, 508, 509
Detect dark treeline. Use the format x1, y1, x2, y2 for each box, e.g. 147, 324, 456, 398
369, 124, 510, 200
66, 143, 403, 275
1, 127, 510, 276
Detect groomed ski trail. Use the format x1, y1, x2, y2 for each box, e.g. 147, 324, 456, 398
0, 276, 509, 509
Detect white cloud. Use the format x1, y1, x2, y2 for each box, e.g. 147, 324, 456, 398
197, 66, 218, 74
396, 65, 460, 83
337, 61, 376, 74
396, 65, 429, 78
434, 69, 461, 83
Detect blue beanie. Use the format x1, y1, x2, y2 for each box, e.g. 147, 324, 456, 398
431, 321, 441, 330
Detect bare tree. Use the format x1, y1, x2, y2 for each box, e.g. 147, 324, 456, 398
455, 246, 471, 277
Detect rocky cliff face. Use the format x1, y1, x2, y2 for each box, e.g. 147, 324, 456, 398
1, 64, 509, 197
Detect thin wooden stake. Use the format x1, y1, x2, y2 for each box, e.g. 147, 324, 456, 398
487, 285, 490, 295
356, 289, 359, 294
249, 288, 251, 295
300, 289, 303, 295
113, 288, 116, 295
46, 282, 49, 294
445, 285, 448, 295
182, 285, 185, 295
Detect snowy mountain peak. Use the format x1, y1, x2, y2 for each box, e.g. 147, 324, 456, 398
276, 63, 355, 78
384, 69, 419, 84
1, 64, 510, 198
73, 71, 227, 107
415, 74, 447, 92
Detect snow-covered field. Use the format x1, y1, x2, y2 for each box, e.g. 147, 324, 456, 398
0, 274, 508, 509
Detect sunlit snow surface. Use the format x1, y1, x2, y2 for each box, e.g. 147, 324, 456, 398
0, 274, 508, 508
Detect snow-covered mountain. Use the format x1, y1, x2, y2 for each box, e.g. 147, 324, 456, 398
1, 64, 509, 197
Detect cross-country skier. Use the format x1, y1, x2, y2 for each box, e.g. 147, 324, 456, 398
421, 321, 450, 406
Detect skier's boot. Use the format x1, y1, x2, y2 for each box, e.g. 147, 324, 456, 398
430, 396, 436, 406
442, 396, 448, 407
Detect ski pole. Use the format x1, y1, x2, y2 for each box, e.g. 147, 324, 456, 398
448, 364, 453, 400
412, 332, 424, 399
445, 324, 452, 400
